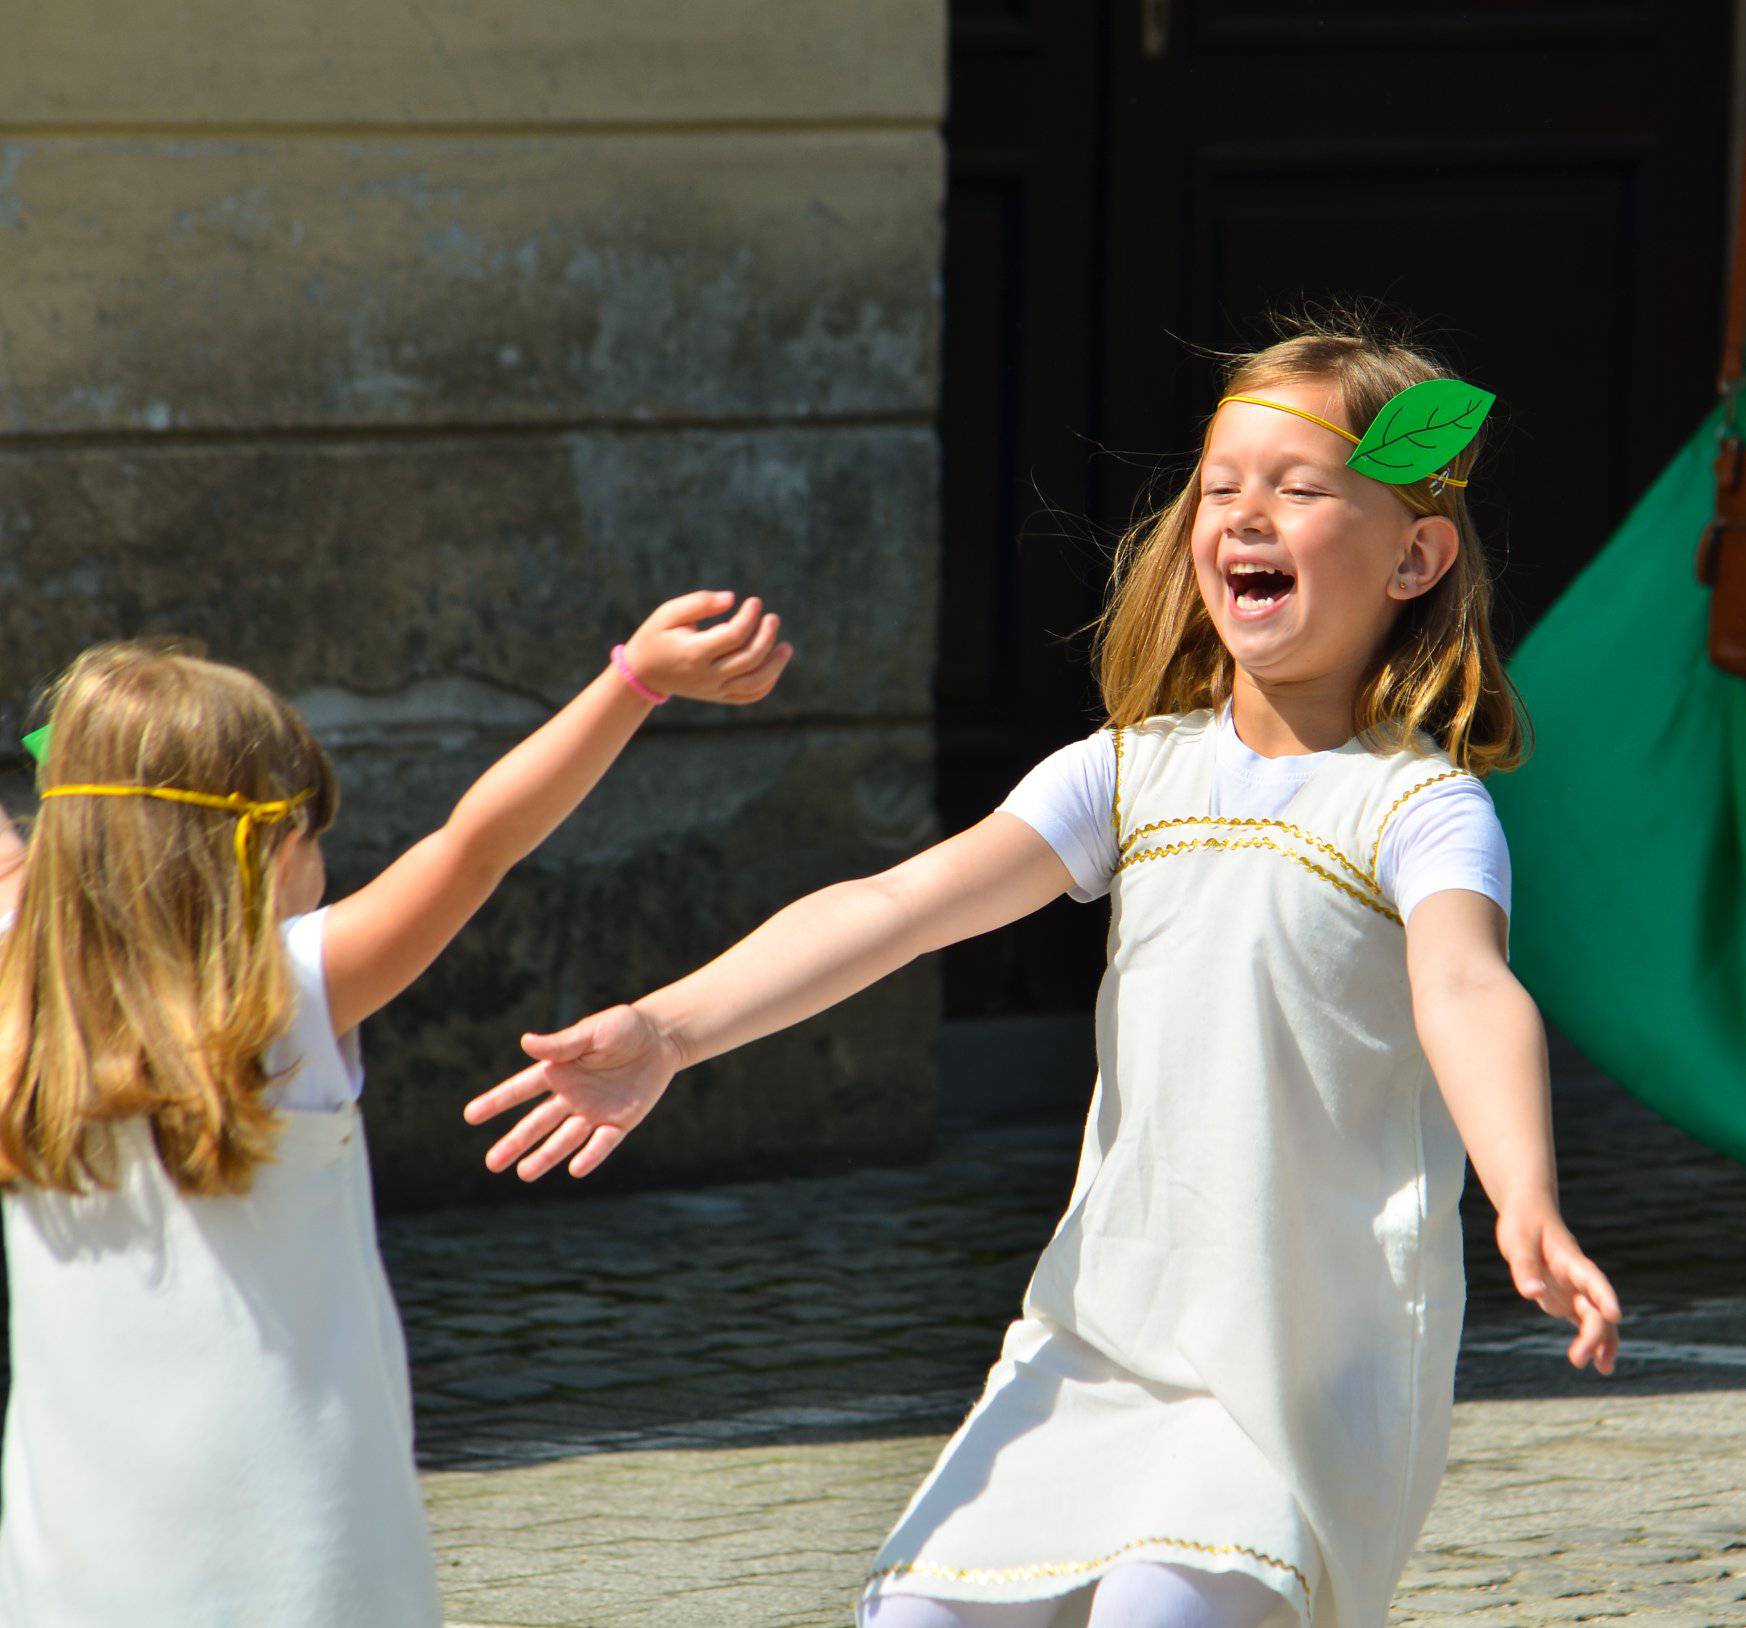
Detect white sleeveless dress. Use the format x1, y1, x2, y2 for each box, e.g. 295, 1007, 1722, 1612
0, 911, 441, 1627
864, 712, 1472, 1628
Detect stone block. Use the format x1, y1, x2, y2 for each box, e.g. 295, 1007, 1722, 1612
328, 723, 941, 1208
4, 2, 946, 126
0, 131, 942, 432
0, 425, 939, 731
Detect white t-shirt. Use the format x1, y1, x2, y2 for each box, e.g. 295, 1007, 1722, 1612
265, 908, 364, 1111
1000, 710, 1510, 925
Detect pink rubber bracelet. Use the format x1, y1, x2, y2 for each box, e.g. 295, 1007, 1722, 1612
610, 643, 669, 705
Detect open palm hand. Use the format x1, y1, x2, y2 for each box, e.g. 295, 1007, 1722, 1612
463, 1003, 681, 1181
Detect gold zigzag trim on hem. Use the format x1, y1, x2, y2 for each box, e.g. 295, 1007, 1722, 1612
1119, 834, 1403, 923
866, 1532, 1313, 1602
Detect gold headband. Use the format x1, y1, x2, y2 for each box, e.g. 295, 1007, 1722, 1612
1217, 394, 1471, 491
39, 784, 313, 911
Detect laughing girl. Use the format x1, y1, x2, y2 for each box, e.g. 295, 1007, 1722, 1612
466, 320, 1621, 1628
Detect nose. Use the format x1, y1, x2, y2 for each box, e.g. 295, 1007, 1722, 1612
1225, 488, 1272, 537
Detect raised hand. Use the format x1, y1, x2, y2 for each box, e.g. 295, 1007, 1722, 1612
1496, 1203, 1622, 1374
462, 1003, 682, 1181
623, 590, 792, 706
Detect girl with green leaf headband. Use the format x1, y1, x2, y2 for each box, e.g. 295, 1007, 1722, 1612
463, 321, 1620, 1628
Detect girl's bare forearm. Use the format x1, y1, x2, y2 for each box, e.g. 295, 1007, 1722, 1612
444, 667, 649, 880
1415, 969, 1558, 1215
633, 816, 1073, 1072
637, 875, 921, 1069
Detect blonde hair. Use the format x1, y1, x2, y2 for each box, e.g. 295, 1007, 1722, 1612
1094, 319, 1527, 774
0, 642, 339, 1196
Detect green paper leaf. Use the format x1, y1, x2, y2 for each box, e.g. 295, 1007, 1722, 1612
1346, 378, 1495, 485
21, 726, 50, 763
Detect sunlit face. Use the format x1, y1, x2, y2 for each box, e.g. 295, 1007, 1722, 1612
1192, 381, 1438, 688
275, 830, 326, 918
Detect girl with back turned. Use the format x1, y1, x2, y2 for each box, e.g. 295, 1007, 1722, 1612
0, 593, 789, 1625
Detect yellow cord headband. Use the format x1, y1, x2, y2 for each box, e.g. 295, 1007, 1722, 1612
1219, 394, 1363, 448
38, 784, 313, 911
1217, 386, 1487, 494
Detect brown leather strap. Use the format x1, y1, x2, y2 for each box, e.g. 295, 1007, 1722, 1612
1698, 155, 1746, 673
1722, 158, 1746, 399
1722, 154, 1746, 397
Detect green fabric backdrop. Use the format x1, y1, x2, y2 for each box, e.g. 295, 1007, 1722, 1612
1489, 406, 1746, 1163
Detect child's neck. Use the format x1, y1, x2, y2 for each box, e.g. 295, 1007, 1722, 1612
1228, 670, 1360, 758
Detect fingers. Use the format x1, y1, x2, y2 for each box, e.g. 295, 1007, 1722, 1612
720, 640, 793, 704
484, 1094, 574, 1174
713, 611, 782, 677
1505, 1216, 1624, 1376
1545, 1244, 1623, 1374
568, 1124, 626, 1179
633, 590, 792, 706
516, 1114, 597, 1182
467, 1006, 657, 1178
697, 594, 764, 656
524, 1003, 650, 1071
1562, 1251, 1623, 1326
468, 1088, 633, 1181
1594, 1322, 1619, 1376
464, 1061, 557, 1126
521, 1019, 598, 1065
1565, 1291, 1618, 1374
1502, 1231, 1553, 1310
652, 589, 737, 630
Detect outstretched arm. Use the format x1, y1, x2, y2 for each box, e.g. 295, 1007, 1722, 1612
1407, 888, 1621, 1374
322, 592, 790, 1035
464, 812, 1074, 1180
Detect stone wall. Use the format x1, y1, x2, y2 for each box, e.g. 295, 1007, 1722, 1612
0, 2, 946, 1206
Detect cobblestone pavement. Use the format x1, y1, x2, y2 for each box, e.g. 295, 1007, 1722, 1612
386, 1048, 1746, 1628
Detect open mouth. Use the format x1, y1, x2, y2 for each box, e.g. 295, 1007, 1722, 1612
1224, 561, 1296, 615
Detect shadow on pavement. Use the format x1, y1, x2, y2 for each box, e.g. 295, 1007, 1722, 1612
383, 1039, 1746, 1473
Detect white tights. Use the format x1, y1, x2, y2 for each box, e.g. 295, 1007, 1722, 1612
861, 1563, 1283, 1628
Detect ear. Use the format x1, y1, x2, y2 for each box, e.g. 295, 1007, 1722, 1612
272, 826, 305, 879
1386, 515, 1459, 602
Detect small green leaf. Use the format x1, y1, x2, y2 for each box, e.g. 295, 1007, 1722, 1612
21, 726, 50, 763
1346, 378, 1495, 486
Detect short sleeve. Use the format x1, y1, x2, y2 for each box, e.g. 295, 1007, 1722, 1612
1377, 777, 1512, 927
997, 732, 1120, 902
263, 908, 365, 1111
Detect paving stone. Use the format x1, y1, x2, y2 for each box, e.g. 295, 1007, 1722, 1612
332, 1069, 1746, 1623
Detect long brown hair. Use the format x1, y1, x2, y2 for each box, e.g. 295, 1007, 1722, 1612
0, 642, 339, 1195
1094, 320, 1527, 774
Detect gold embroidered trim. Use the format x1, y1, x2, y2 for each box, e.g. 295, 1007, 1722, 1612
1118, 834, 1403, 923
1119, 813, 1379, 899
1110, 726, 1126, 843
867, 1532, 1311, 1602
1365, 769, 1470, 885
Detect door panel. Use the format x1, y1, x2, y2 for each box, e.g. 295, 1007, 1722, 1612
943, 0, 1731, 1019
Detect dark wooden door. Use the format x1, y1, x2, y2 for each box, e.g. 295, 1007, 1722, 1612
939, 1, 1114, 1017
942, 0, 1733, 1020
